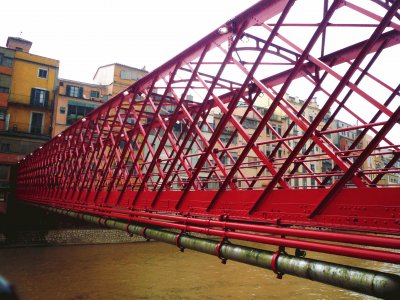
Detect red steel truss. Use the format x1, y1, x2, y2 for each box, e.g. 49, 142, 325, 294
16, 0, 400, 263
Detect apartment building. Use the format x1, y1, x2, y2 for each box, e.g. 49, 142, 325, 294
53, 63, 148, 137
0, 37, 59, 209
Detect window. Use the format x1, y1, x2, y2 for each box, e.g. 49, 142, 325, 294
67, 101, 97, 125
119, 70, 140, 80
322, 160, 331, 172
220, 134, 237, 144
220, 154, 230, 165
0, 143, 10, 153
0, 87, 9, 93
0, 74, 11, 93
127, 117, 136, 125
294, 178, 299, 188
0, 165, 10, 181
272, 125, 277, 140
266, 144, 271, 156
90, 90, 100, 98
303, 178, 307, 188
38, 68, 48, 79
201, 123, 209, 132
66, 85, 83, 98
293, 124, 298, 135
0, 54, 12, 67
173, 122, 183, 133
30, 112, 44, 134
248, 157, 257, 164
243, 119, 258, 129
30, 88, 49, 107
120, 70, 135, 80
271, 125, 282, 136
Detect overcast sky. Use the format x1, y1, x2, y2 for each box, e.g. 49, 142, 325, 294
2, 0, 398, 142
1, 0, 258, 83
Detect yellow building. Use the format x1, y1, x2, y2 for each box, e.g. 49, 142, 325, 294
7, 37, 59, 137
93, 63, 148, 97
53, 79, 104, 136
0, 37, 59, 209
53, 63, 148, 137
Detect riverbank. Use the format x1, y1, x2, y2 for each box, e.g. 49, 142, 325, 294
0, 228, 146, 247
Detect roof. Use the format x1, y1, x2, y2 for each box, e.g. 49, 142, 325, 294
7, 36, 32, 44
59, 78, 106, 88
93, 63, 148, 80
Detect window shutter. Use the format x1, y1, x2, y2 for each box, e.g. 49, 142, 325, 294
44, 91, 49, 107
30, 88, 35, 105
79, 87, 83, 98
66, 85, 70, 96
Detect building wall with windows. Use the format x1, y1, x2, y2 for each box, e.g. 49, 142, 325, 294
284, 95, 328, 189
0, 37, 59, 210
93, 63, 148, 97
8, 50, 58, 135
331, 119, 376, 178
53, 64, 148, 137
0, 47, 14, 130
52, 79, 104, 136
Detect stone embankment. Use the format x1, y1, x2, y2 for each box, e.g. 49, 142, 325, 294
0, 229, 147, 247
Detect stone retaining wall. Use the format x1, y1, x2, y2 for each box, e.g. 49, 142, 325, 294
0, 228, 147, 247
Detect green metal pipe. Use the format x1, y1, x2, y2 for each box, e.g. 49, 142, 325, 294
43, 206, 400, 299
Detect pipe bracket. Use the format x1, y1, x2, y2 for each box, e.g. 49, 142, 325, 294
216, 237, 229, 264
271, 246, 286, 279
125, 223, 134, 237
141, 227, 150, 241
175, 231, 185, 252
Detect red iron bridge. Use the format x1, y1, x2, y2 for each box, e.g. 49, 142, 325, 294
15, 0, 400, 298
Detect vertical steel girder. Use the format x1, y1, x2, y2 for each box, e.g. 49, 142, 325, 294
16, 0, 400, 261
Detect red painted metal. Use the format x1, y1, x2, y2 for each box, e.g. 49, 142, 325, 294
16, 0, 400, 263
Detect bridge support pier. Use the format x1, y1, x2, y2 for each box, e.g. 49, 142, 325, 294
42, 205, 400, 299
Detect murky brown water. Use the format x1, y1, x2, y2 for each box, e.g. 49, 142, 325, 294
0, 241, 398, 300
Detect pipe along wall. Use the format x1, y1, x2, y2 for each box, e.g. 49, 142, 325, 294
42, 206, 400, 299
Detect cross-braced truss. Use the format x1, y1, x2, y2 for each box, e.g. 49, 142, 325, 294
17, 0, 400, 263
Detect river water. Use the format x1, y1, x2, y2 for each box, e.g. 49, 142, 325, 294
0, 241, 398, 299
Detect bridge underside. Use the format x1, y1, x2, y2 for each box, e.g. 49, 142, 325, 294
16, 0, 400, 264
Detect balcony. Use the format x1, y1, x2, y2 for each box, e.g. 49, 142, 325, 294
8, 93, 52, 111
0, 121, 51, 140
